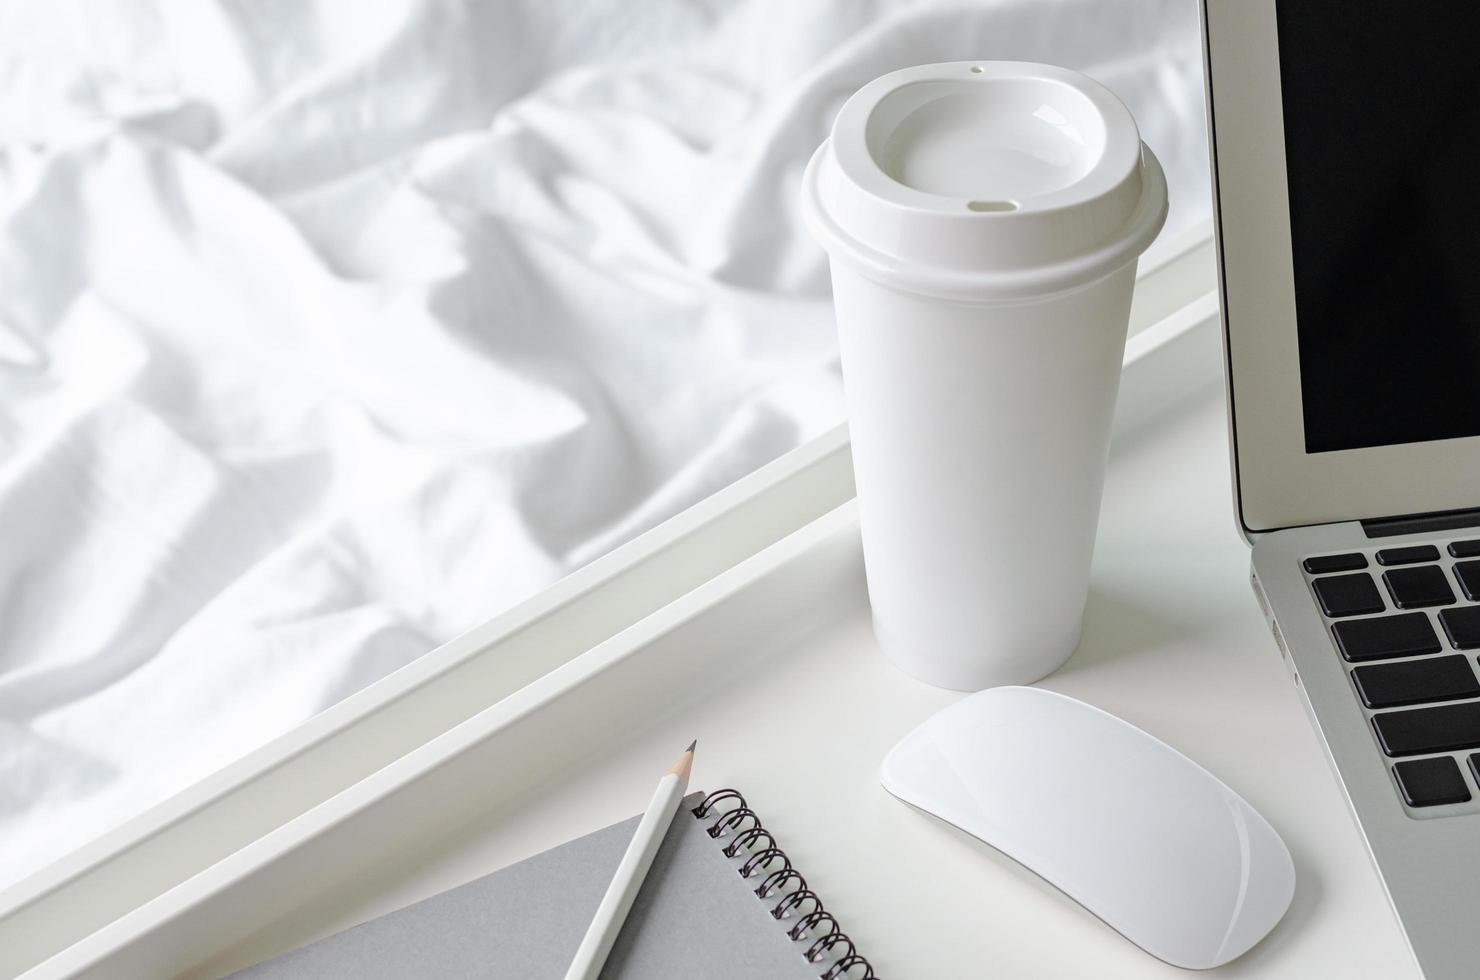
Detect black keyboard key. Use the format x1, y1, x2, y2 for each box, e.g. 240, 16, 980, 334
1312, 573, 1384, 617
1383, 566, 1455, 609
1469, 754, 1480, 788
1303, 553, 1368, 574
1332, 613, 1442, 662
1376, 545, 1441, 566
1454, 560, 1480, 601
1373, 702, 1480, 756
1441, 607, 1480, 650
1352, 655, 1480, 708
1450, 540, 1480, 558
1393, 757, 1471, 807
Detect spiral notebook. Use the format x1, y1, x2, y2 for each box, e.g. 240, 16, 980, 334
228, 788, 876, 979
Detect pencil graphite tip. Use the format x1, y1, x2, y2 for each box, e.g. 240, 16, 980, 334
685, 739, 697, 753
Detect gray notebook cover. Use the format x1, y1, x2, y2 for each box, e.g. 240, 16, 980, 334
228, 791, 832, 979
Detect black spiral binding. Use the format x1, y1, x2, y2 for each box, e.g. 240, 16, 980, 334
692, 789, 878, 980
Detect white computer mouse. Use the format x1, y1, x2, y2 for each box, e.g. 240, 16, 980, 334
880, 686, 1295, 970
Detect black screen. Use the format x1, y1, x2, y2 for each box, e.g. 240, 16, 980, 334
1275, 2, 1480, 453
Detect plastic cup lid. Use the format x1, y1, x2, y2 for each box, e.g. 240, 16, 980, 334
802, 61, 1168, 301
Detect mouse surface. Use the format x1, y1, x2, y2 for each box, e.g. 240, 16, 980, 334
880, 686, 1295, 970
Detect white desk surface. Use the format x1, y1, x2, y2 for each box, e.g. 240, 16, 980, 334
207, 378, 1418, 979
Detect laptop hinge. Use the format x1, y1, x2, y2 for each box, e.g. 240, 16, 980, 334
1362, 506, 1480, 539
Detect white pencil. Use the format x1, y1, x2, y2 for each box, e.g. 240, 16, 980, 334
562, 740, 696, 980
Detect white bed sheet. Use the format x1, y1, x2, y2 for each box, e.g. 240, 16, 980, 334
0, 0, 1209, 890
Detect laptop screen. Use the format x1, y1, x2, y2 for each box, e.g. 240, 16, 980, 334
1276, 3, 1480, 454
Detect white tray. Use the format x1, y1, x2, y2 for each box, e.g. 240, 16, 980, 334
11, 225, 1413, 979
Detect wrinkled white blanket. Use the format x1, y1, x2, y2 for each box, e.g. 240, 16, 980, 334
0, 0, 1208, 888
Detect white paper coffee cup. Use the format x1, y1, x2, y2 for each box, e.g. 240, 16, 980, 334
801, 61, 1167, 691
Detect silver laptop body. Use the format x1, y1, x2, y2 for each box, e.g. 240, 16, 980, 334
1202, 3, 1480, 978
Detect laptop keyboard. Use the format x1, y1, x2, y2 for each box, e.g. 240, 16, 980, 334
1305, 538, 1480, 811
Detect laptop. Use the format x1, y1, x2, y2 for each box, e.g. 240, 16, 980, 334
1201, 3, 1480, 977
